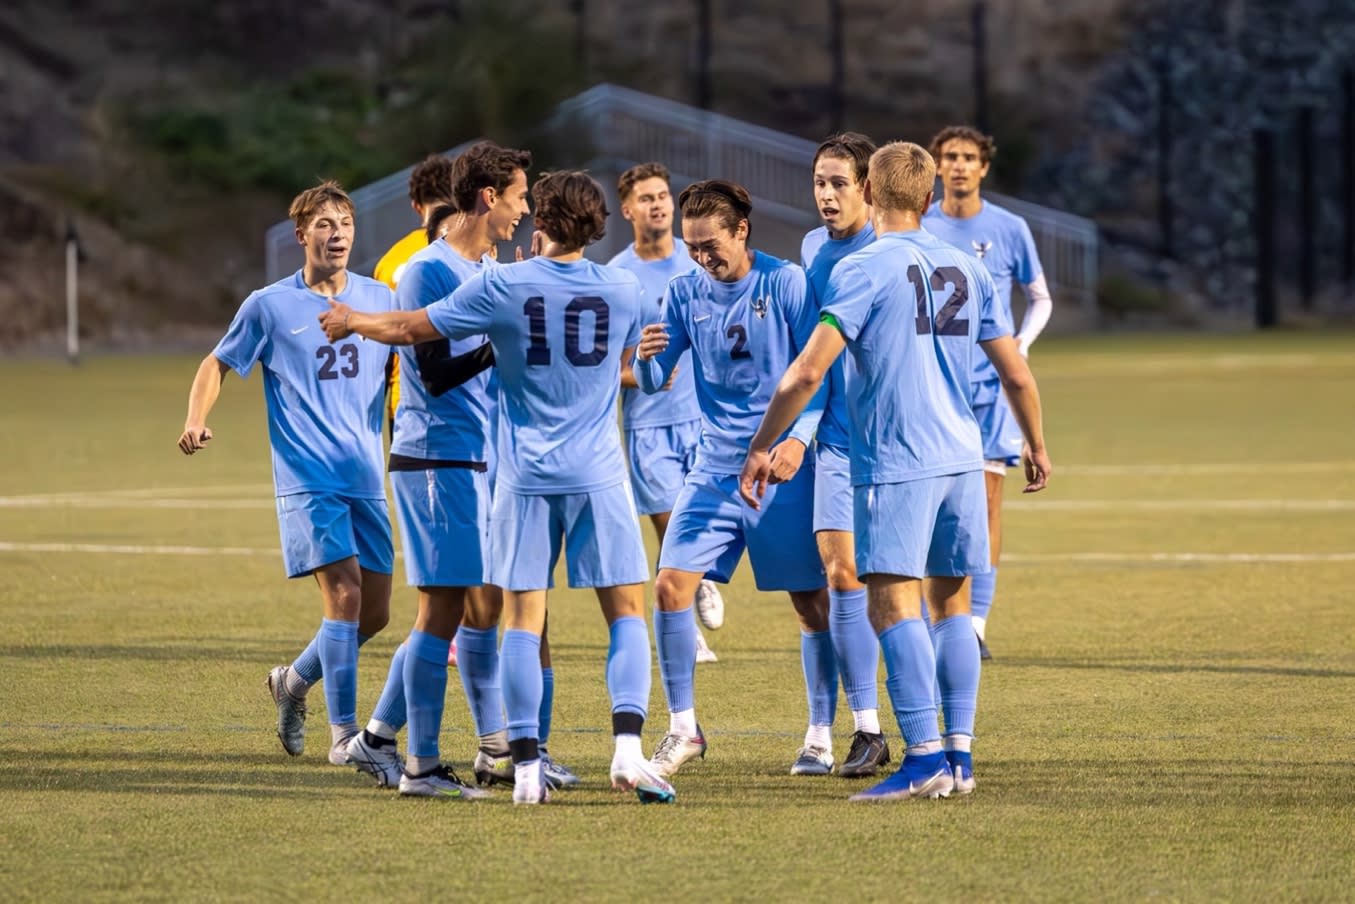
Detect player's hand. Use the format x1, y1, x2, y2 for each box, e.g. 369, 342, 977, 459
178, 424, 213, 455
636, 323, 669, 361
319, 300, 355, 341
1021, 444, 1051, 493
739, 448, 775, 509
767, 438, 806, 484
661, 364, 679, 391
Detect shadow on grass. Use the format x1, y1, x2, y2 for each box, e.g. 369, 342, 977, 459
0, 759, 394, 798
0, 642, 340, 663
997, 657, 1355, 679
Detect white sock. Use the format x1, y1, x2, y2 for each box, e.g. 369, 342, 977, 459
407, 754, 439, 777
972, 615, 987, 641
613, 733, 643, 761
514, 758, 542, 786
330, 722, 358, 746
804, 723, 832, 750
943, 733, 972, 753
670, 708, 698, 736
906, 739, 943, 756
851, 708, 881, 734
282, 667, 312, 699
479, 729, 509, 755
365, 719, 398, 741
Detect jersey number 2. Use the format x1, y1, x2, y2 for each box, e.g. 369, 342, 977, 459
524, 296, 610, 367
908, 265, 970, 336
316, 344, 360, 380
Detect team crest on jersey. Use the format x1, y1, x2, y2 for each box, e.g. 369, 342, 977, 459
971, 240, 993, 260
751, 297, 769, 319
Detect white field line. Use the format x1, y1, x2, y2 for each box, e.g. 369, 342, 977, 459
0, 541, 1349, 565
1006, 498, 1355, 512
0, 497, 272, 510
1058, 461, 1355, 476
1036, 353, 1351, 377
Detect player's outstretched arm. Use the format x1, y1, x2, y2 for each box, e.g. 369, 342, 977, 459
739, 322, 845, 507
417, 340, 495, 397
319, 300, 441, 346
981, 334, 1051, 492
178, 354, 230, 455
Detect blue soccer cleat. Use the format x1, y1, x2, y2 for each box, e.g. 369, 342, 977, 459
849, 751, 954, 802
946, 749, 976, 795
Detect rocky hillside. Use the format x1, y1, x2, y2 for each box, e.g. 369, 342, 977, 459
2, 0, 1349, 349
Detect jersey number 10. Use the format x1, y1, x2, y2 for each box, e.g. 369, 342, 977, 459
524, 296, 610, 367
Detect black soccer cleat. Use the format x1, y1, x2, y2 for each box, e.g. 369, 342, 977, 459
838, 730, 891, 778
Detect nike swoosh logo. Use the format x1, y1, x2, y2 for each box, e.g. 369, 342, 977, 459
694, 314, 711, 323
291, 326, 309, 335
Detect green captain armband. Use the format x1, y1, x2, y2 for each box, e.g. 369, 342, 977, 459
819, 312, 844, 334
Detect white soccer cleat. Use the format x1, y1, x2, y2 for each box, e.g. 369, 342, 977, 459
610, 751, 676, 804
266, 665, 307, 756
512, 759, 551, 805
648, 725, 708, 778
790, 745, 835, 776
345, 731, 404, 788
695, 580, 725, 630
695, 630, 719, 664
399, 764, 490, 799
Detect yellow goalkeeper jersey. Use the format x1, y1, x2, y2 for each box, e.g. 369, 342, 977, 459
373, 229, 429, 424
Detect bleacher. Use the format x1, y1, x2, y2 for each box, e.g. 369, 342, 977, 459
265, 83, 1098, 323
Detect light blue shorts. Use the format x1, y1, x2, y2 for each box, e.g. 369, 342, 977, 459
390, 467, 490, 588
276, 492, 394, 579
659, 466, 826, 593
625, 419, 701, 516
972, 379, 1022, 467
488, 482, 650, 591
854, 471, 990, 579
812, 442, 853, 533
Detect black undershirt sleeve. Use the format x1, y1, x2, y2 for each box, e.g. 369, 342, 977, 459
413, 339, 495, 397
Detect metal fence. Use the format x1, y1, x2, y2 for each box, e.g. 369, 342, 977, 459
265, 83, 1099, 319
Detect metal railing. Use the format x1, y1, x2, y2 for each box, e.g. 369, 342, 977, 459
265, 83, 1098, 318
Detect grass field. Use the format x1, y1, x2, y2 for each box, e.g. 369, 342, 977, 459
2, 333, 1354, 902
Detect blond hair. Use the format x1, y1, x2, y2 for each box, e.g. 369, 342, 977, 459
288, 180, 354, 230
867, 142, 936, 215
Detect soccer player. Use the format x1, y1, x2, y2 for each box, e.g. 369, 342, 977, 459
177, 180, 395, 769
609, 161, 722, 663
319, 170, 675, 806
799, 132, 890, 777
739, 142, 1051, 801
633, 179, 831, 778
373, 155, 457, 433
341, 142, 531, 799
921, 126, 1053, 660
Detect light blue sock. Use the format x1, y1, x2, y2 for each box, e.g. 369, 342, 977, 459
538, 667, 555, 747
455, 625, 504, 737
801, 630, 838, 726
829, 588, 877, 712
370, 641, 408, 731
606, 616, 650, 717
933, 615, 980, 737
499, 629, 542, 742
318, 618, 359, 726
292, 630, 372, 685
878, 619, 940, 746
654, 607, 698, 713
403, 630, 451, 759
971, 568, 997, 622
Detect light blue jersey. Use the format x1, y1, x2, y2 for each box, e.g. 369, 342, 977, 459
821, 230, 1012, 485
390, 241, 495, 462
635, 251, 824, 475
608, 240, 701, 429
801, 222, 876, 450
213, 270, 392, 498
426, 256, 644, 495
921, 201, 1041, 384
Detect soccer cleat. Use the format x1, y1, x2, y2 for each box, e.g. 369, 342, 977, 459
694, 579, 726, 630
345, 731, 404, 788
695, 630, 719, 664
849, 751, 955, 802
839, 731, 891, 778
649, 725, 708, 777
266, 665, 307, 756
977, 633, 992, 661
399, 764, 489, 799
790, 745, 835, 775
946, 749, 976, 794
512, 760, 551, 805
473, 748, 515, 787
540, 748, 581, 789
328, 734, 356, 767
610, 751, 677, 804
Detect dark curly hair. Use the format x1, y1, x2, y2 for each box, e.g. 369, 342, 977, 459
678, 179, 753, 238
928, 125, 996, 166
408, 155, 455, 208
451, 141, 533, 214
532, 171, 608, 248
